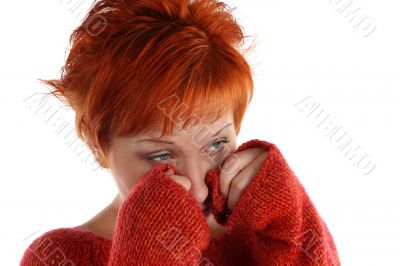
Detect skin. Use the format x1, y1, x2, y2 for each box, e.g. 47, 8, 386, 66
77, 113, 268, 241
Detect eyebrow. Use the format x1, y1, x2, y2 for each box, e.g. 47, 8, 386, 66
134, 122, 232, 144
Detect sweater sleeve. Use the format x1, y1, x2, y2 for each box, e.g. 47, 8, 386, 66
107, 163, 210, 265
20, 163, 210, 266
205, 139, 340, 265
19, 227, 111, 266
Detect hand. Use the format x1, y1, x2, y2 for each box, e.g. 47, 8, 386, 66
163, 168, 191, 191
219, 147, 269, 211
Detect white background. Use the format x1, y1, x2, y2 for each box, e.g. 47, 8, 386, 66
1, 0, 399, 265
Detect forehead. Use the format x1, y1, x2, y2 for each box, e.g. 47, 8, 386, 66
148, 113, 233, 138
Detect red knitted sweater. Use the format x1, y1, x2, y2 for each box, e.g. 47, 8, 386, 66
20, 139, 340, 265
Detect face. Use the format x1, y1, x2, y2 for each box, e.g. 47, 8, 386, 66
106, 113, 237, 213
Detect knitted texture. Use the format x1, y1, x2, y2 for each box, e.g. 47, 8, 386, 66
20, 139, 340, 266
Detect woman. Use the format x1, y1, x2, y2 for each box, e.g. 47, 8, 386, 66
20, 0, 340, 265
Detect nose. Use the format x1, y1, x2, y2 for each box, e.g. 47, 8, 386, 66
177, 158, 210, 206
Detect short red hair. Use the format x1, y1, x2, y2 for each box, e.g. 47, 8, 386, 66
40, 0, 254, 168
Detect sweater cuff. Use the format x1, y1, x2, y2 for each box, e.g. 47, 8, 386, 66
205, 139, 300, 233
109, 163, 210, 265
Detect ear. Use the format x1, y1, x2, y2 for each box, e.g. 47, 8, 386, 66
85, 140, 104, 165
93, 148, 101, 161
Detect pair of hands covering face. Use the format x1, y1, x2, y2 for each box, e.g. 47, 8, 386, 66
164, 147, 268, 212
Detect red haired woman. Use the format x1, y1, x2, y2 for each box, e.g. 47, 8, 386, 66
20, 0, 340, 265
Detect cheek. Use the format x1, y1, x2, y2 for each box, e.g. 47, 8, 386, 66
228, 138, 237, 151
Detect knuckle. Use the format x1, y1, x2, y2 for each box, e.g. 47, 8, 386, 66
219, 175, 232, 188
172, 175, 191, 190
182, 176, 191, 186
222, 154, 240, 172
230, 177, 244, 191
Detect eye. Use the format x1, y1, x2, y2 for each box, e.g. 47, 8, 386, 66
146, 138, 230, 162
208, 138, 230, 151
146, 152, 172, 162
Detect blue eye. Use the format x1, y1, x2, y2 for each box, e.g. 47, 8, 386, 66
147, 153, 172, 162
147, 138, 229, 162
209, 138, 229, 150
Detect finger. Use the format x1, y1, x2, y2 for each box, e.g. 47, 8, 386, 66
226, 152, 268, 210
162, 166, 192, 191
169, 174, 192, 191
219, 148, 264, 197
164, 168, 174, 176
